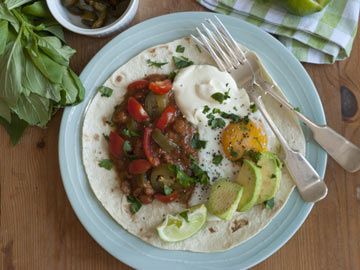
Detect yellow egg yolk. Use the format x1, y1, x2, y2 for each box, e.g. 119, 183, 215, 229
222, 121, 268, 161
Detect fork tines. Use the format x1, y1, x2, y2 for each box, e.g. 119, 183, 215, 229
191, 16, 247, 73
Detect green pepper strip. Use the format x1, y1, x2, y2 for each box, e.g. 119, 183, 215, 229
152, 128, 177, 152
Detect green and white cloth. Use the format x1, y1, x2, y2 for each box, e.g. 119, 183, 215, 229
197, 0, 360, 64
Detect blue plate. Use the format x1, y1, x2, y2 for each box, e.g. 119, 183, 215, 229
59, 12, 327, 270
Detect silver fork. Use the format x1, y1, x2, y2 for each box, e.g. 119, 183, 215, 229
191, 16, 328, 203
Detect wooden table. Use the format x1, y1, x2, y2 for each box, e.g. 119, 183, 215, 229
1, 0, 359, 269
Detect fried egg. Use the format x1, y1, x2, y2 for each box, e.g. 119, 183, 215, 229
173, 65, 278, 207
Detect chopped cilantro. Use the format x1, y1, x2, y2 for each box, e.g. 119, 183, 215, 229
220, 112, 241, 123
102, 133, 109, 142
294, 107, 300, 112
264, 198, 275, 210
122, 129, 131, 137
123, 140, 137, 160
254, 137, 262, 148
195, 44, 202, 53
164, 184, 173, 196
250, 104, 257, 113
190, 162, 210, 186
233, 106, 238, 111
202, 105, 210, 114
271, 174, 276, 179
246, 150, 262, 162
211, 88, 230, 104
169, 71, 179, 81
206, 113, 215, 120
243, 115, 250, 125
239, 126, 248, 131
208, 118, 226, 129
173, 56, 194, 69
212, 154, 223, 165
114, 104, 121, 110
230, 148, 238, 157
190, 133, 207, 150
212, 108, 221, 114
179, 211, 189, 222
188, 154, 197, 163
168, 164, 194, 187
98, 159, 113, 170
146, 59, 168, 68
105, 120, 115, 127
98, 86, 113, 97
127, 195, 142, 213
176, 45, 185, 53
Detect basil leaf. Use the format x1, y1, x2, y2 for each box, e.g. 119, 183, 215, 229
60, 68, 81, 104
4, 0, 33, 10
37, 36, 75, 66
212, 154, 223, 165
22, 1, 51, 18
173, 56, 193, 69
264, 198, 275, 210
0, 98, 11, 122
0, 40, 24, 106
98, 159, 113, 170
0, 20, 8, 55
98, 86, 113, 97
179, 211, 189, 222
190, 133, 207, 150
146, 59, 168, 68
176, 45, 185, 53
0, 3, 20, 32
0, 113, 28, 146
43, 25, 65, 43
163, 184, 173, 196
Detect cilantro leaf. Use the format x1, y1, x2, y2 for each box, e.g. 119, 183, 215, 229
164, 184, 173, 196
169, 71, 179, 81
230, 148, 238, 157
173, 56, 193, 69
202, 105, 210, 114
294, 107, 300, 112
211, 88, 230, 104
98, 159, 113, 170
122, 128, 131, 137
190, 162, 210, 186
264, 198, 275, 210
168, 164, 194, 187
246, 150, 262, 162
250, 104, 257, 113
271, 174, 276, 179
190, 133, 207, 150
146, 59, 168, 68
102, 133, 109, 142
195, 44, 202, 53
123, 140, 137, 160
126, 195, 142, 213
98, 86, 113, 97
208, 118, 226, 129
176, 45, 185, 53
179, 211, 189, 222
212, 154, 223, 165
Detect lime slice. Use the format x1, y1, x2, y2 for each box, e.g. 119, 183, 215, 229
157, 204, 207, 242
280, 0, 331, 15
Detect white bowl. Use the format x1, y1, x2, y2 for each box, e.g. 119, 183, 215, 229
47, 0, 139, 37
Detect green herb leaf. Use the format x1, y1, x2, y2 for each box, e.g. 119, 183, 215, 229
0, 113, 28, 146
173, 56, 193, 69
212, 154, 223, 165
146, 59, 168, 68
230, 148, 238, 157
220, 111, 241, 123
208, 118, 226, 129
0, 21, 8, 55
264, 198, 275, 210
250, 104, 257, 113
102, 133, 109, 142
163, 184, 173, 196
98, 86, 113, 97
22, 1, 51, 18
126, 195, 142, 213
190, 133, 207, 150
245, 150, 262, 162
168, 71, 179, 81
195, 44, 202, 53
122, 128, 131, 137
211, 88, 230, 104
190, 162, 210, 186
294, 107, 300, 112
202, 105, 210, 114
179, 210, 189, 222
271, 174, 276, 179
5, 0, 33, 10
168, 164, 194, 187
176, 45, 185, 53
123, 140, 137, 160
130, 130, 140, 137
98, 159, 113, 170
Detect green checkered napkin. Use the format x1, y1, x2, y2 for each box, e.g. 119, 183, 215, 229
197, 0, 360, 64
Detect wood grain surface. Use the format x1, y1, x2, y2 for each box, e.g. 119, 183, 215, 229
1, 0, 360, 269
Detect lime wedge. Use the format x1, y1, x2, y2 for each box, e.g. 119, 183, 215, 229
280, 0, 331, 15
157, 204, 207, 242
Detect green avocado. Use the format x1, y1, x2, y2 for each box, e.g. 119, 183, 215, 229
256, 152, 282, 204
208, 179, 243, 220
236, 160, 262, 212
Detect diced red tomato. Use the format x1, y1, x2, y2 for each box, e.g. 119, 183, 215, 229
155, 190, 179, 203
127, 80, 149, 92
127, 97, 150, 122
129, 159, 151, 174
143, 128, 160, 166
149, 79, 172, 94
108, 131, 124, 159
155, 106, 176, 131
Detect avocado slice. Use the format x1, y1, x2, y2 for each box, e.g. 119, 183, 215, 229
208, 179, 243, 220
236, 160, 262, 212
256, 153, 282, 204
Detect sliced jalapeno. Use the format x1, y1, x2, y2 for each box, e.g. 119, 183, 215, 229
152, 128, 176, 152
150, 164, 176, 192
144, 92, 168, 118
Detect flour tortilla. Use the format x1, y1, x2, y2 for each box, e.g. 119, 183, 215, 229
82, 37, 305, 252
